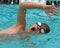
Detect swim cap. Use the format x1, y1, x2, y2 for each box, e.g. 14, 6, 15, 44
36, 22, 50, 33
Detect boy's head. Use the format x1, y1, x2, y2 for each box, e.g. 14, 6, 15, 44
28, 22, 50, 33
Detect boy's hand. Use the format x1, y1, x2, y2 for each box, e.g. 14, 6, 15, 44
43, 5, 58, 18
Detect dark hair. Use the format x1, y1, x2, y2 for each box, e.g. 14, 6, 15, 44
41, 23, 50, 33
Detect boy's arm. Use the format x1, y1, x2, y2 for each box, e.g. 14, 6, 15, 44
17, 2, 58, 25
17, 2, 44, 25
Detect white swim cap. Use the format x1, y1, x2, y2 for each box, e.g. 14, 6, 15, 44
37, 22, 41, 26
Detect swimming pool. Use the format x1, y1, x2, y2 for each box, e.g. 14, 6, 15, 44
0, 5, 60, 48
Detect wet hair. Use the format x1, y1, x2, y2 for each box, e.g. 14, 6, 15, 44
41, 23, 50, 33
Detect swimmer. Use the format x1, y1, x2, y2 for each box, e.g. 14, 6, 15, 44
0, 2, 58, 34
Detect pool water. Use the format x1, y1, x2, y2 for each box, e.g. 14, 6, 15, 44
0, 5, 60, 48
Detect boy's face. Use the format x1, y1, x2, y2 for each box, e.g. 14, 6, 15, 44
28, 24, 45, 33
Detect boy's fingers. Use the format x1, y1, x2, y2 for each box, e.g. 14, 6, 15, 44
48, 5, 57, 10
53, 9, 58, 13
46, 12, 51, 18
50, 9, 58, 16
48, 14, 51, 18
51, 9, 58, 13
52, 12, 58, 16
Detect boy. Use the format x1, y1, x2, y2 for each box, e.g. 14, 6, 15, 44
0, 2, 58, 34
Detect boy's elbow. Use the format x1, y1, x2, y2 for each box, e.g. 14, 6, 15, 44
20, 2, 24, 8
20, 2, 26, 9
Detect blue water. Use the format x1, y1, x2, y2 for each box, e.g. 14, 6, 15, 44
0, 5, 60, 48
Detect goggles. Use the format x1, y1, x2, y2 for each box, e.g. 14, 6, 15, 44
36, 22, 45, 34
